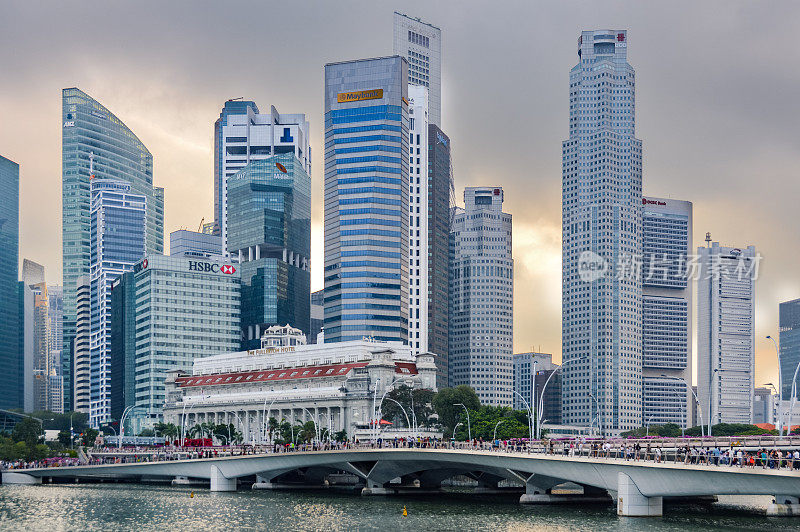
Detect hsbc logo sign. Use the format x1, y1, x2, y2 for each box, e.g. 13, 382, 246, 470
188, 261, 237, 275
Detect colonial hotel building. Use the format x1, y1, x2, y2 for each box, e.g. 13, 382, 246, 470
163, 325, 437, 441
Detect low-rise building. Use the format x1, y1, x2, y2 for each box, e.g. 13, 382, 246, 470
163, 326, 437, 442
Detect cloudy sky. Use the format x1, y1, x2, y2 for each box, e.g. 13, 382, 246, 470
1, 1, 798, 386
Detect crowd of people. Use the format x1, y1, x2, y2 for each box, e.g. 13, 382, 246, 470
4, 436, 800, 471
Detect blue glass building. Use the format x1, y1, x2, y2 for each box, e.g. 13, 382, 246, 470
227, 153, 311, 349
323, 56, 410, 343
62, 88, 164, 413
780, 298, 800, 399
88, 179, 147, 427
0, 155, 20, 409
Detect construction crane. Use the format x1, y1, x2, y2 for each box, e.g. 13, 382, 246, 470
198, 217, 204, 232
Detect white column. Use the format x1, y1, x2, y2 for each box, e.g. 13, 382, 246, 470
617, 473, 662, 517
210, 465, 237, 492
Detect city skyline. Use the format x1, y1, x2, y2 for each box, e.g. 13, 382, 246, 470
2, 1, 799, 388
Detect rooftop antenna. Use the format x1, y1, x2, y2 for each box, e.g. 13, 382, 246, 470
705, 232, 712, 247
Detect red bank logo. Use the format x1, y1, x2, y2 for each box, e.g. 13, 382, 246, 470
221, 265, 236, 275
642, 198, 666, 206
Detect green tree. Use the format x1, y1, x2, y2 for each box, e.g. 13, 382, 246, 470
138, 428, 155, 437
333, 430, 347, 442
381, 385, 435, 428
81, 428, 99, 446
12, 417, 43, 449
57, 430, 72, 447
432, 386, 480, 435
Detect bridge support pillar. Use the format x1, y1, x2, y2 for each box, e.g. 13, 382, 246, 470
616, 473, 661, 517
1, 472, 41, 485
767, 495, 800, 517
209, 465, 237, 492
361, 480, 390, 496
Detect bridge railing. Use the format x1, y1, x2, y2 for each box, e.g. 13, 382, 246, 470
4, 437, 800, 473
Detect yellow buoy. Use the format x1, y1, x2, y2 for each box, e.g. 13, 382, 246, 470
190, 491, 194, 498
402, 505, 407, 517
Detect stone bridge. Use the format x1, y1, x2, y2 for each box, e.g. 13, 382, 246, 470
5, 448, 800, 517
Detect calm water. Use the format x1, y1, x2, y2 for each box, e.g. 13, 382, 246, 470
0, 483, 798, 531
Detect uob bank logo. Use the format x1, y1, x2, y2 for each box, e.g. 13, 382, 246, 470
578, 250, 608, 283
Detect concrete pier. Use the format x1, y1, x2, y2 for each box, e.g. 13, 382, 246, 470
617, 473, 662, 517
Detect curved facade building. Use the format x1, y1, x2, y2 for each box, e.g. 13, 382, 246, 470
62, 88, 164, 412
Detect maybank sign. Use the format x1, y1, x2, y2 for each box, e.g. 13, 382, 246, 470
337, 89, 383, 103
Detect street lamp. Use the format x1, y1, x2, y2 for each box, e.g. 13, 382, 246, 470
380, 397, 412, 435
660, 374, 704, 438
119, 405, 146, 449
493, 419, 505, 441
589, 393, 602, 437
537, 366, 562, 439
767, 335, 784, 435
453, 422, 463, 440
513, 390, 533, 440
454, 403, 471, 441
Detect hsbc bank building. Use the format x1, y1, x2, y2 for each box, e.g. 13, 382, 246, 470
110, 254, 241, 430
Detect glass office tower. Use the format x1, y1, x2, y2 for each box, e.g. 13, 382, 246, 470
0, 155, 20, 409
62, 88, 164, 412
323, 56, 410, 343
89, 179, 146, 427
561, 31, 643, 433
780, 298, 800, 399
227, 153, 311, 348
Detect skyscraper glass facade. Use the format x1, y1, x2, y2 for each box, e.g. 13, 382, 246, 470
323, 56, 410, 344
642, 198, 692, 427
227, 153, 311, 348
561, 30, 643, 433
89, 179, 146, 427
427, 124, 451, 388
62, 87, 164, 412
393, 12, 442, 126
780, 298, 800, 399
0, 155, 20, 410
213, 101, 310, 251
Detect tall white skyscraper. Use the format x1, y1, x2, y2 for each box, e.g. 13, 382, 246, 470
561, 30, 643, 434
393, 12, 442, 126
407, 85, 429, 357
449, 187, 513, 405
698, 242, 757, 425
642, 197, 692, 428
214, 102, 310, 253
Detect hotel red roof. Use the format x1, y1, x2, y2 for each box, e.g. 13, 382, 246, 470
177, 361, 418, 387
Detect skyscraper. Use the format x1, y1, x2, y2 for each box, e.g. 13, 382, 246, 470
779, 298, 800, 399
0, 155, 20, 410
641, 197, 692, 428
48, 285, 63, 382
111, 255, 240, 431
426, 123, 452, 387
323, 56, 410, 344
213, 101, 310, 252
561, 30, 643, 433
227, 153, 311, 348
698, 242, 757, 425
88, 179, 147, 427
73, 276, 90, 413
62, 88, 164, 412
449, 187, 513, 405
407, 85, 430, 357
393, 12, 442, 126
170, 229, 222, 259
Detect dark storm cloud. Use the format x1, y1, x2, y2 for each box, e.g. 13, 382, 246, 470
1, 0, 798, 384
